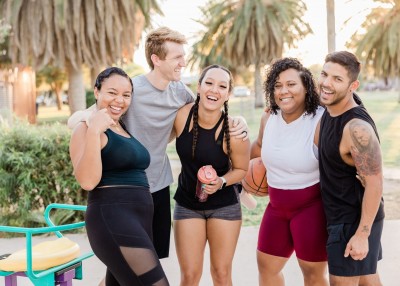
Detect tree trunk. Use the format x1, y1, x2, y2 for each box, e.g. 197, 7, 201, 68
90, 66, 102, 88
54, 87, 63, 111
66, 62, 86, 114
254, 64, 264, 108
326, 0, 336, 53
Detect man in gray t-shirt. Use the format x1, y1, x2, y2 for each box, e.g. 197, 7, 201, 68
68, 27, 248, 266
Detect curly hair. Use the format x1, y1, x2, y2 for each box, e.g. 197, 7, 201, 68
192, 64, 233, 159
264, 57, 319, 116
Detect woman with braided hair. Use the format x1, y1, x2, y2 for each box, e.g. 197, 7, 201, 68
172, 64, 250, 285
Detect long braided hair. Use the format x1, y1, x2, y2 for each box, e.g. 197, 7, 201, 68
192, 64, 233, 159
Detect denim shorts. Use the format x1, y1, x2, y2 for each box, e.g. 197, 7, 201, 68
326, 219, 383, 276
173, 202, 242, 221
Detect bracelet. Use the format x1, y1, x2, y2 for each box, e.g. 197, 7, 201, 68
219, 176, 227, 190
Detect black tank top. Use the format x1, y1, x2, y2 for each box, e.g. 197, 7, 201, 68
319, 94, 385, 224
174, 107, 237, 210
98, 128, 150, 188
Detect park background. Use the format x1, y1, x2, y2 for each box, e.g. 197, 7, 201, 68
1, 0, 399, 227
0, 1, 399, 284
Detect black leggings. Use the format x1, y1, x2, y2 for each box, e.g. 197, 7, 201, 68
86, 186, 169, 286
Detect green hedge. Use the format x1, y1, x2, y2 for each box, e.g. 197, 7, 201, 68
86, 90, 96, 107
0, 120, 85, 228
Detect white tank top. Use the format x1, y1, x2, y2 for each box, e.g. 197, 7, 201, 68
261, 106, 324, 189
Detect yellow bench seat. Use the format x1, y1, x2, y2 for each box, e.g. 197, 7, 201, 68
0, 237, 80, 272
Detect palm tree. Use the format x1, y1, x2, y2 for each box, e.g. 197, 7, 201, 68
0, 0, 161, 113
190, 0, 312, 108
347, 0, 400, 101
326, 0, 336, 53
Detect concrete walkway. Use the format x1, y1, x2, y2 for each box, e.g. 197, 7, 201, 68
1, 219, 399, 286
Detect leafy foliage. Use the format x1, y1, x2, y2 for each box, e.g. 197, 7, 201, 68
190, 0, 311, 69
0, 0, 162, 112
190, 0, 312, 107
348, 0, 400, 78
86, 90, 96, 108
0, 120, 84, 228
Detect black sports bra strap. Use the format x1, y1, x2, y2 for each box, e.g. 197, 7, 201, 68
183, 106, 195, 132
213, 111, 225, 130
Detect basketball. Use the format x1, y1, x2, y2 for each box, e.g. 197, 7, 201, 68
241, 157, 268, 197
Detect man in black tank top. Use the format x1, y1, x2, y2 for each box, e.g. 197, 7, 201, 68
318, 51, 384, 285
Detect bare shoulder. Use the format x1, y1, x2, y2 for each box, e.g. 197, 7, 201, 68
343, 118, 381, 175
176, 102, 194, 119
175, 102, 195, 136
261, 108, 271, 127
343, 118, 379, 146
71, 121, 88, 139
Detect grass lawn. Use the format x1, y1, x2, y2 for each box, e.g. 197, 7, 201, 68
36, 104, 70, 125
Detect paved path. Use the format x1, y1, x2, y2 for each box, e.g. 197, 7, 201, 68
383, 166, 400, 180
1, 219, 399, 286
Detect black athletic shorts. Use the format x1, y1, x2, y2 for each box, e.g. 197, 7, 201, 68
151, 186, 171, 259
326, 219, 383, 276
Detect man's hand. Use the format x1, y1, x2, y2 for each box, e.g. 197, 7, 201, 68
67, 104, 97, 129
86, 108, 116, 134
344, 233, 369, 260
230, 116, 249, 141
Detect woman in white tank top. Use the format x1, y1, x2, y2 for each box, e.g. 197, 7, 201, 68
250, 58, 329, 286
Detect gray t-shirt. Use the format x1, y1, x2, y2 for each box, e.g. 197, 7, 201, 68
123, 74, 194, 193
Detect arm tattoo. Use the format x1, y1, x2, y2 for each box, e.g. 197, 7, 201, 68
349, 120, 381, 176
361, 225, 370, 234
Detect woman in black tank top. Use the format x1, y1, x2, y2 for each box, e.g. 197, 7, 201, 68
172, 65, 250, 285
70, 67, 169, 286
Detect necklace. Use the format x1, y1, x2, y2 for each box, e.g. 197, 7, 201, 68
113, 122, 121, 132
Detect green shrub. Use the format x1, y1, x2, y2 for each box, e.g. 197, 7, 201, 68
0, 120, 85, 228
86, 90, 96, 107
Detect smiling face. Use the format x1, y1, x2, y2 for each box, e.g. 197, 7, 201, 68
94, 74, 132, 121
198, 67, 232, 110
273, 68, 306, 121
318, 61, 359, 113
157, 41, 186, 82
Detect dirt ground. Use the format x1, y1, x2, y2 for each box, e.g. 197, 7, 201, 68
383, 178, 400, 220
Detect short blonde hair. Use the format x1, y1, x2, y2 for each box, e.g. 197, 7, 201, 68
145, 27, 187, 70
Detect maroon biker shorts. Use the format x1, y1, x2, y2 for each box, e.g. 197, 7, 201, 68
257, 183, 328, 262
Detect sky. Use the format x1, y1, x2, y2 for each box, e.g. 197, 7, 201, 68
134, 0, 380, 74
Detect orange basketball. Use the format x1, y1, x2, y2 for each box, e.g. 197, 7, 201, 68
241, 157, 268, 197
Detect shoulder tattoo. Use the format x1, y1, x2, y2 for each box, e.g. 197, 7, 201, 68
349, 120, 381, 176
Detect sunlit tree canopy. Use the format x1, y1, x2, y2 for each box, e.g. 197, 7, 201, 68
348, 0, 400, 78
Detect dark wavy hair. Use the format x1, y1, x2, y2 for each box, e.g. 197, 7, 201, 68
192, 64, 233, 159
264, 58, 319, 116
94, 67, 133, 92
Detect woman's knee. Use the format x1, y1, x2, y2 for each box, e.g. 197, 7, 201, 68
298, 260, 328, 286
257, 251, 287, 275
210, 266, 231, 285
180, 269, 202, 285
